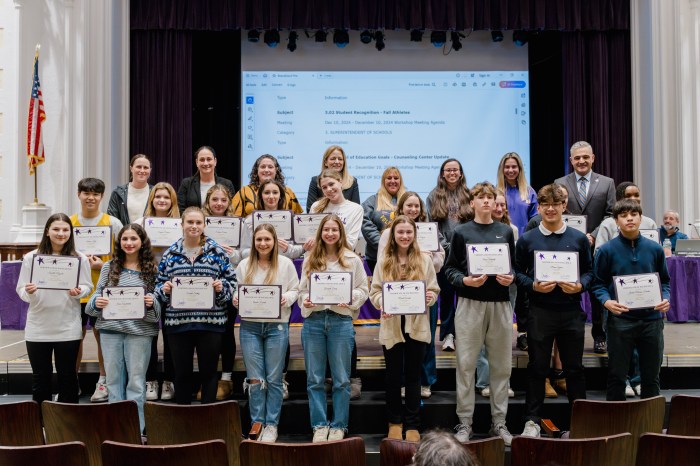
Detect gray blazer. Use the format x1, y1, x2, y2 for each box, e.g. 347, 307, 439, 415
555, 171, 615, 234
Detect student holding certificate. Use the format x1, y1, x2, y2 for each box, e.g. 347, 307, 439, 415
310, 169, 364, 250
377, 192, 445, 399
591, 199, 670, 401
298, 214, 369, 443
85, 224, 160, 432
16, 213, 93, 403
370, 215, 439, 442
233, 224, 299, 443
154, 207, 236, 404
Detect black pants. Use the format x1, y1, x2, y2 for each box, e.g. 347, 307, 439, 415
167, 331, 223, 404
514, 284, 530, 333
590, 298, 606, 340
525, 306, 586, 422
26, 340, 81, 403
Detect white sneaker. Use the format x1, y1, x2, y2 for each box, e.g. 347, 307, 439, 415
401, 387, 405, 399
259, 425, 278, 443
625, 384, 635, 397
480, 386, 491, 397
489, 423, 513, 447
90, 381, 109, 402
454, 423, 473, 442
521, 420, 541, 438
328, 428, 345, 441
421, 386, 432, 398
282, 375, 289, 400
312, 426, 329, 443
633, 385, 641, 396
442, 334, 456, 352
508, 388, 515, 398
161, 381, 175, 400
146, 381, 159, 401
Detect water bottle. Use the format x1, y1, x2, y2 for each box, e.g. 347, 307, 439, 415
663, 238, 672, 257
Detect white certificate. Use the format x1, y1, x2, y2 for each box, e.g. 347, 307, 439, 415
252, 210, 292, 240
237, 285, 282, 319
308, 271, 353, 305
74, 226, 112, 256
205, 216, 243, 247
639, 229, 660, 243
562, 215, 587, 234
614, 273, 663, 310
29, 254, 82, 290
292, 214, 326, 244
534, 251, 580, 282
415, 222, 440, 252
171, 276, 215, 310
102, 286, 146, 320
466, 243, 511, 275
382, 280, 427, 315
144, 217, 182, 247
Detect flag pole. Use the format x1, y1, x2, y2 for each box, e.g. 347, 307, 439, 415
30, 44, 44, 206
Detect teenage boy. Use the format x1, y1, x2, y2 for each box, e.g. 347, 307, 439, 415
515, 184, 593, 438
592, 199, 670, 401
444, 182, 516, 446
71, 178, 123, 402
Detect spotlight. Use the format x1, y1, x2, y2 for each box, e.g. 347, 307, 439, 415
375, 31, 385, 51
263, 29, 280, 47
360, 30, 373, 44
287, 31, 298, 52
410, 29, 423, 42
430, 30, 446, 47
491, 30, 504, 42
450, 31, 464, 51
247, 30, 260, 43
513, 30, 529, 46
314, 30, 327, 42
333, 29, 349, 48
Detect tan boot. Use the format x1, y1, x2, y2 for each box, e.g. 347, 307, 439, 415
553, 378, 567, 395
405, 429, 420, 442
544, 378, 558, 398
388, 423, 403, 440
216, 380, 233, 400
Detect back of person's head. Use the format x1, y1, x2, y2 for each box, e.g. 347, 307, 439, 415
411, 430, 478, 466
77, 177, 105, 194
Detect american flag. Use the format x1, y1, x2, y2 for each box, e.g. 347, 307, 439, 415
27, 50, 45, 175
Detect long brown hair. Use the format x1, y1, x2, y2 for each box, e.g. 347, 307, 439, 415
303, 214, 352, 277
244, 224, 279, 285
254, 180, 287, 210
396, 191, 427, 222
108, 224, 157, 291
37, 213, 78, 256
248, 154, 286, 188
144, 182, 180, 218
311, 169, 344, 213
429, 158, 472, 222
380, 215, 423, 281
202, 184, 235, 217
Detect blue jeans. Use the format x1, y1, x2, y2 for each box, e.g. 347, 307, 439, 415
239, 320, 289, 426
100, 332, 152, 432
302, 311, 354, 430
421, 302, 439, 387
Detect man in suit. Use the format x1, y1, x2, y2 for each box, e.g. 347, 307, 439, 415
555, 141, 615, 354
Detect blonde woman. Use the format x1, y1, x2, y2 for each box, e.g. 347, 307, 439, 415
306, 145, 360, 212
496, 152, 537, 236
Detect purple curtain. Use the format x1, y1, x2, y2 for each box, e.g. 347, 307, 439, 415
130, 31, 193, 188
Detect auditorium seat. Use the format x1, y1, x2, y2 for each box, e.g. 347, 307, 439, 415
101, 439, 228, 466
511, 432, 634, 466
144, 400, 241, 466
667, 394, 700, 436
239, 436, 365, 466
635, 433, 700, 466
0, 400, 44, 445
378, 436, 504, 466
0, 441, 89, 466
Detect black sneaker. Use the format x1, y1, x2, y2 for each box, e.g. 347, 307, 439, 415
516, 333, 528, 351
593, 337, 607, 354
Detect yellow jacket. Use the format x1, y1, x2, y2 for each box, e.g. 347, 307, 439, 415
232, 184, 303, 217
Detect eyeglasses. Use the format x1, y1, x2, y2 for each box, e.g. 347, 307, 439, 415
540, 203, 561, 210
443, 168, 461, 174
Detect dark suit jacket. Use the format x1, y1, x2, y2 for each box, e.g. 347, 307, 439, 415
177, 173, 236, 213
555, 171, 615, 234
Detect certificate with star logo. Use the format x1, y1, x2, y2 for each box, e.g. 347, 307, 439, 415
466, 243, 511, 275
171, 276, 215, 310
73, 226, 112, 256
237, 285, 282, 319
534, 251, 579, 282
308, 271, 353, 305
251, 210, 292, 240
292, 214, 327, 244
102, 286, 146, 320
381, 280, 427, 315
143, 217, 182, 247
205, 216, 243, 247
30, 254, 82, 290
415, 222, 440, 252
613, 273, 663, 310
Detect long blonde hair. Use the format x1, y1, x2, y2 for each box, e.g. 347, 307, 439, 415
311, 169, 345, 213
380, 215, 423, 281
244, 224, 279, 285
303, 214, 352, 277
322, 145, 355, 190
496, 152, 530, 202
144, 182, 180, 218
376, 166, 406, 211
202, 184, 235, 217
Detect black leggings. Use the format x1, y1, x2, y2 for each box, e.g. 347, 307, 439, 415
26, 340, 81, 403
167, 331, 223, 404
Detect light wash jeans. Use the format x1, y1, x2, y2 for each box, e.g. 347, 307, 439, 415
239, 320, 289, 426
100, 332, 152, 432
302, 311, 354, 430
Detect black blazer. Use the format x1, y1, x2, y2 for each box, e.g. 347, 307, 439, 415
177, 173, 236, 212
554, 171, 615, 234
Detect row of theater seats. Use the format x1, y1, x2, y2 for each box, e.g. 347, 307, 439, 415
0, 396, 699, 466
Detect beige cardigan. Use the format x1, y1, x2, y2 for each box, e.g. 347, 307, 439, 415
370, 254, 440, 349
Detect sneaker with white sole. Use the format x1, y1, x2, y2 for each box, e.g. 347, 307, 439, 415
161, 381, 175, 400
625, 384, 636, 397
259, 425, 278, 443
632, 384, 641, 396
489, 423, 513, 447
146, 381, 159, 401
521, 420, 541, 438
508, 388, 515, 398
328, 428, 345, 441
90, 382, 109, 402
480, 386, 491, 397
312, 426, 329, 443
442, 334, 456, 352
421, 386, 432, 398
454, 423, 473, 442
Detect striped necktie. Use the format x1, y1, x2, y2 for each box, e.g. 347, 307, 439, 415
578, 177, 588, 206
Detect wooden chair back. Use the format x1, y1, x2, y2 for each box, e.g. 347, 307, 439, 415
41, 400, 142, 466
101, 439, 228, 466
0, 441, 89, 466
636, 433, 700, 466
569, 396, 665, 439
0, 400, 44, 445
144, 400, 242, 466
667, 394, 700, 436
240, 437, 365, 466
511, 432, 635, 466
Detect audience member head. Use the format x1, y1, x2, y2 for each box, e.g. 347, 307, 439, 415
662, 210, 681, 233
411, 429, 477, 466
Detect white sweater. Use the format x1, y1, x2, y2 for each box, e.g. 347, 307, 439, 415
310, 199, 364, 249
234, 255, 299, 323
16, 250, 93, 341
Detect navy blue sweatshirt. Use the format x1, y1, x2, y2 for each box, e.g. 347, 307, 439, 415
514, 225, 593, 310
592, 233, 671, 320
